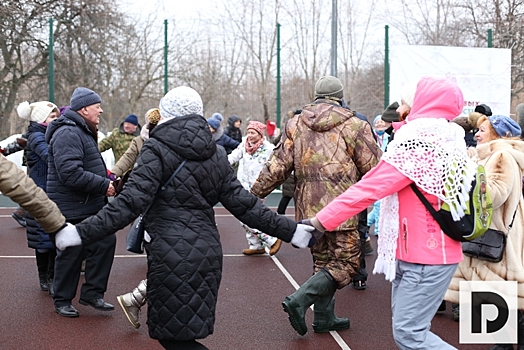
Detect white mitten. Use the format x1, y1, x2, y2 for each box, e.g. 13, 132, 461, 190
55, 223, 82, 250
290, 224, 314, 248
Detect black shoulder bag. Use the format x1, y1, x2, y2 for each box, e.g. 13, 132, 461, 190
126, 159, 187, 254
462, 208, 517, 263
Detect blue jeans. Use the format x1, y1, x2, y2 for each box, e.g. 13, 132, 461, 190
391, 260, 457, 350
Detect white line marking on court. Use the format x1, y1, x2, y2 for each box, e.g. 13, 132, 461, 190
269, 253, 351, 350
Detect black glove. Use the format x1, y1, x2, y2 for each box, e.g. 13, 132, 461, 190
297, 219, 324, 248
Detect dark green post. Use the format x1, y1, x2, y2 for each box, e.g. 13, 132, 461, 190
384, 25, 389, 109
276, 23, 281, 127
48, 18, 54, 103
164, 19, 168, 94
487, 29, 493, 48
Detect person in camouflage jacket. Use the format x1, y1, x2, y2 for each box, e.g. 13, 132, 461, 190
251, 76, 382, 336
98, 114, 141, 162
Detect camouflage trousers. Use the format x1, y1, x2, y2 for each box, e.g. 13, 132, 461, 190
311, 229, 361, 289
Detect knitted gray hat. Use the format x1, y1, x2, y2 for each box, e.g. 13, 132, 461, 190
70, 87, 102, 111
159, 86, 203, 120
314, 76, 344, 100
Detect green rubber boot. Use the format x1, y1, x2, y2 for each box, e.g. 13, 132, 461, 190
282, 269, 337, 336
312, 296, 350, 333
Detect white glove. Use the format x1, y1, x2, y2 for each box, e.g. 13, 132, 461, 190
55, 223, 82, 250
291, 224, 315, 248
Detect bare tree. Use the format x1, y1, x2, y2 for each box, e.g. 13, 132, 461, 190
391, 0, 469, 46
282, 0, 331, 102
460, 0, 524, 99
221, 0, 282, 123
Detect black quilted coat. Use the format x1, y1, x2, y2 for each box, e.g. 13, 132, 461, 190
75, 114, 297, 341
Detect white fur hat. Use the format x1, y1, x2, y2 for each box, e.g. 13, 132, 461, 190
17, 101, 58, 123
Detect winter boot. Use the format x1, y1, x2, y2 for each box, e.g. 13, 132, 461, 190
452, 303, 460, 322
117, 279, 147, 329
35, 251, 49, 291
47, 277, 54, 297
518, 310, 524, 350
11, 207, 27, 227
282, 269, 338, 336
38, 272, 49, 291
488, 345, 514, 349
312, 296, 350, 333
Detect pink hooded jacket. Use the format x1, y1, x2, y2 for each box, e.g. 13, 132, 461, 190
315, 77, 465, 265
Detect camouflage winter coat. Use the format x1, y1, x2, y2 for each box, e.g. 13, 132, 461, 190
98, 122, 141, 162
251, 99, 381, 230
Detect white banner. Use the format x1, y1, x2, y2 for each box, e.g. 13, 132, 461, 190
390, 45, 512, 117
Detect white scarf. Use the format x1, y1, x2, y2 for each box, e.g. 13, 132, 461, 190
373, 118, 477, 281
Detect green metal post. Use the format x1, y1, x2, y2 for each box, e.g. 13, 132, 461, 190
487, 29, 493, 48
276, 23, 281, 128
49, 18, 54, 103
384, 25, 389, 109
164, 19, 168, 94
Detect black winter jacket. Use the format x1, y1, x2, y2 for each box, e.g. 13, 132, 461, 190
224, 115, 242, 143
46, 110, 110, 221
74, 114, 297, 341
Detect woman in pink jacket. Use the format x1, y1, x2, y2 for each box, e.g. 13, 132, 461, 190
308, 76, 474, 349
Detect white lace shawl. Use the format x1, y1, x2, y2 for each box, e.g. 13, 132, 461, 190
373, 118, 477, 281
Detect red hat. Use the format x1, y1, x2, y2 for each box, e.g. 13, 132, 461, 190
247, 121, 266, 137
266, 120, 276, 137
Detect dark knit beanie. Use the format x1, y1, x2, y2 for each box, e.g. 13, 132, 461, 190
124, 114, 138, 125
314, 76, 344, 100
207, 113, 223, 129
70, 87, 102, 111
474, 104, 492, 117
381, 102, 400, 122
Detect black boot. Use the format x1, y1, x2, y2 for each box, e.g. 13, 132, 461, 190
47, 249, 56, 297
437, 300, 446, 312
517, 310, 524, 350
35, 251, 49, 291
488, 345, 514, 349
282, 269, 339, 336
38, 273, 49, 291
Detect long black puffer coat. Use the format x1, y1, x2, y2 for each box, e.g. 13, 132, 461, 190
75, 114, 297, 341
25, 121, 54, 250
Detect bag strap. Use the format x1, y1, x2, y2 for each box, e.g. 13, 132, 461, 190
142, 159, 187, 216
410, 183, 444, 224
506, 205, 518, 233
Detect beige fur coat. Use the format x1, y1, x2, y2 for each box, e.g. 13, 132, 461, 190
445, 139, 524, 308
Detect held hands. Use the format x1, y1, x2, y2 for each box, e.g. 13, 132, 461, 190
106, 182, 116, 197
291, 224, 314, 248
55, 223, 82, 250
297, 219, 324, 247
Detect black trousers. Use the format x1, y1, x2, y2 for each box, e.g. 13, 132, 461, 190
277, 195, 293, 215
53, 229, 116, 307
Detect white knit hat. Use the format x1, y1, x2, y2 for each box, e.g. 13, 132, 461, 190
400, 79, 419, 108
17, 101, 59, 123
159, 86, 203, 120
